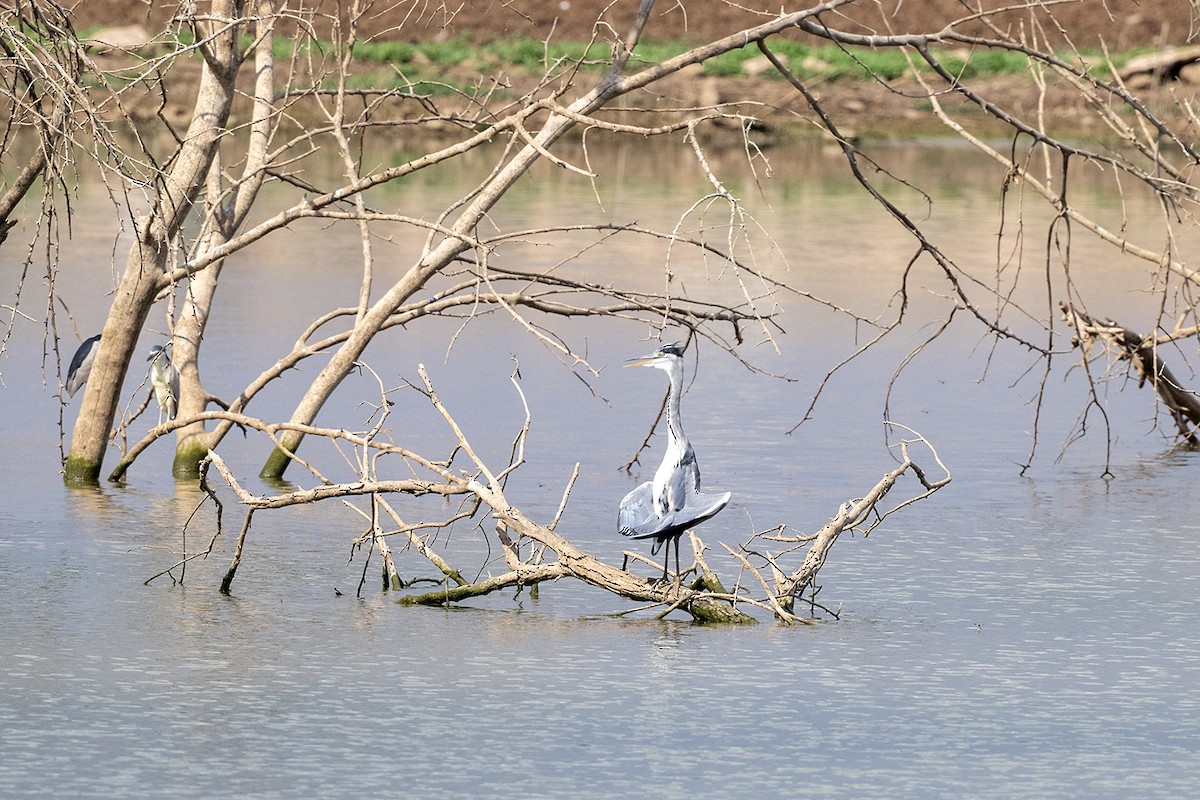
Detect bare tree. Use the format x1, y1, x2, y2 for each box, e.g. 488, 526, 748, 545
38, 0, 1196, 481
62, 0, 248, 481
29, 0, 823, 482
10, 0, 1200, 612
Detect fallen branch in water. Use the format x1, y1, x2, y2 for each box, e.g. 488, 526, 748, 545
183, 363, 950, 623
1061, 301, 1200, 444
772, 423, 951, 611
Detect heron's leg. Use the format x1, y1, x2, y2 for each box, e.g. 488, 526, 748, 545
660, 544, 670, 583
673, 535, 682, 582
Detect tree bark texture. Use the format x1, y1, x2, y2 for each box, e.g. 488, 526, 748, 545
65, 1, 244, 483
173, 1, 276, 477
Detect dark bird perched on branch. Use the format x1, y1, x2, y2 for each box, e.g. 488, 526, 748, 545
619, 342, 731, 583
65, 334, 101, 398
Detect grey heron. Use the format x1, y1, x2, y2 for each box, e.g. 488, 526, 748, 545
618, 342, 731, 583
65, 334, 101, 398
147, 344, 180, 423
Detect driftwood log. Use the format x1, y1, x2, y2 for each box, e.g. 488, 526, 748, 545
1117, 45, 1200, 87
175, 365, 950, 624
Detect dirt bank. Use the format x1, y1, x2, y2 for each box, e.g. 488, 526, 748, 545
69, 1, 1197, 49
72, 1, 1200, 141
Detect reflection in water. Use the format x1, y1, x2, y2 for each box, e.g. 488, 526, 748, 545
2, 139, 1200, 797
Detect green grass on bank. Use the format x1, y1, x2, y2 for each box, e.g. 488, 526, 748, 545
84, 26, 1151, 94
330, 35, 1152, 95
341, 35, 1147, 83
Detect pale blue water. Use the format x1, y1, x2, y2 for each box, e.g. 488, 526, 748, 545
2, 138, 1199, 798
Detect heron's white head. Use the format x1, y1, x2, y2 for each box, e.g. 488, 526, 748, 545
624, 342, 684, 372
147, 344, 171, 365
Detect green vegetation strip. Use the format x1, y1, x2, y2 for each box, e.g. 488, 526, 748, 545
344, 36, 1147, 82
81, 26, 1150, 92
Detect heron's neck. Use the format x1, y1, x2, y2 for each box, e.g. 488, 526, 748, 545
664, 362, 687, 448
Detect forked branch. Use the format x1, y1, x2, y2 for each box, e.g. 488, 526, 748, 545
773, 424, 951, 611
190, 368, 949, 623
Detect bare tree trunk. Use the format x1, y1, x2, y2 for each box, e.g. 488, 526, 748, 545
174, 1, 277, 477
173, 245, 224, 475
65, 1, 244, 483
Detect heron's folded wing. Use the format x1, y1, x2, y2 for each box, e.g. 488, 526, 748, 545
619, 488, 731, 540
618, 482, 655, 536
680, 490, 731, 529
65, 334, 101, 398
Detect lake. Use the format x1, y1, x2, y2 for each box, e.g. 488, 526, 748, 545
2, 134, 1199, 798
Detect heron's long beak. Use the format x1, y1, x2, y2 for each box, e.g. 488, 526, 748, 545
624, 354, 661, 368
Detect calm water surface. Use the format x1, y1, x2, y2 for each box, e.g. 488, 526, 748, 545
2, 138, 1199, 798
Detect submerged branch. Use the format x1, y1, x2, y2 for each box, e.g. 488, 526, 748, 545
1062, 302, 1200, 444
